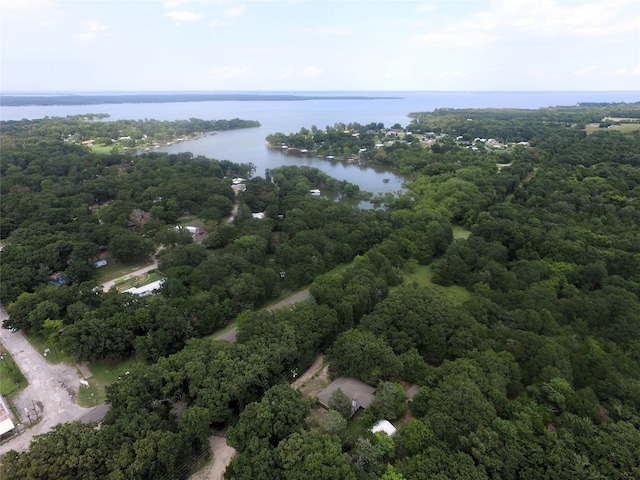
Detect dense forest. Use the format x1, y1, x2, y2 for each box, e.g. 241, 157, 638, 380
1, 103, 639, 479
0, 115, 260, 151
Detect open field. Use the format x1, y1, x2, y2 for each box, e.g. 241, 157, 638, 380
93, 258, 156, 284
78, 357, 138, 407
25, 335, 76, 365
585, 122, 640, 135
403, 264, 472, 305
88, 144, 114, 154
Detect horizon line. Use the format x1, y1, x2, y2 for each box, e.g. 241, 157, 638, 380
2, 89, 639, 94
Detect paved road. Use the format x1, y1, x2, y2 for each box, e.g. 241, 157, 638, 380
215, 290, 311, 343
0, 308, 92, 458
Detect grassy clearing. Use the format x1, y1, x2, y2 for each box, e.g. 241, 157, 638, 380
88, 144, 114, 154
585, 123, 640, 135
93, 259, 156, 284
0, 351, 27, 396
25, 336, 76, 365
452, 225, 471, 240
177, 215, 207, 230
78, 357, 138, 407
113, 271, 163, 292
403, 264, 472, 305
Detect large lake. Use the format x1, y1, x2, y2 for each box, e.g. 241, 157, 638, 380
2, 91, 638, 197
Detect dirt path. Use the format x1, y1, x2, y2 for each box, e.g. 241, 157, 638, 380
0, 308, 91, 458
188, 436, 237, 480
100, 260, 158, 291
291, 354, 325, 390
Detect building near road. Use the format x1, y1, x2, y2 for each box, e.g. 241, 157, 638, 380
0, 394, 16, 438
123, 279, 164, 297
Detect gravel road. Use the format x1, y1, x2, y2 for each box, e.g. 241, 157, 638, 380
0, 307, 91, 458
100, 260, 158, 291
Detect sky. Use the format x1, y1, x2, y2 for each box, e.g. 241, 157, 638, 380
1, 0, 639, 92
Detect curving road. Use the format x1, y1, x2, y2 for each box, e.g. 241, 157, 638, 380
216, 289, 311, 343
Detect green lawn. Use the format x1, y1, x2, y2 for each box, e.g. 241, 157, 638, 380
25, 335, 76, 365
0, 352, 27, 396
585, 122, 640, 135
78, 357, 138, 407
19, 334, 138, 408
403, 264, 472, 305
452, 225, 471, 240
112, 271, 163, 292
88, 144, 115, 154
93, 259, 156, 284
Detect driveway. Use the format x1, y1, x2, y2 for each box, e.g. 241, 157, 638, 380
100, 260, 158, 291
0, 307, 92, 458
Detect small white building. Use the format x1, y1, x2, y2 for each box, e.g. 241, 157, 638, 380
124, 279, 164, 297
371, 419, 397, 436
0, 394, 15, 437
310, 189, 321, 196
175, 225, 199, 235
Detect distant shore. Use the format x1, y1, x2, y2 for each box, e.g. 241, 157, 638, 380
0, 93, 403, 107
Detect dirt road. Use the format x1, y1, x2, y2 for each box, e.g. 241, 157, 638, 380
216, 290, 311, 343
100, 260, 158, 291
188, 436, 237, 480
190, 289, 313, 479
0, 308, 91, 458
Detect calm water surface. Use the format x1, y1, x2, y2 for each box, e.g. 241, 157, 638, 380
3, 91, 638, 197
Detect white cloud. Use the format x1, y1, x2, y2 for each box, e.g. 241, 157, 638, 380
165, 10, 203, 22
226, 6, 246, 17
438, 71, 471, 79
280, 68, 294, 79
303, 65, 324, 77
416, 4, 438, 12
211, 65, 249, 81
633, 65, 640, 77
493, 0, 637, 37
163, 0, 191, 8
72, 21, 109, 42
410, 0, 637, 51
0, 0, 54, 17
411, 29, 500, 49
288, 27, 353, 36
573, 65, 597, 75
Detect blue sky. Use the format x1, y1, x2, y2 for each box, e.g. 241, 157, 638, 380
1, 0, 639, 92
